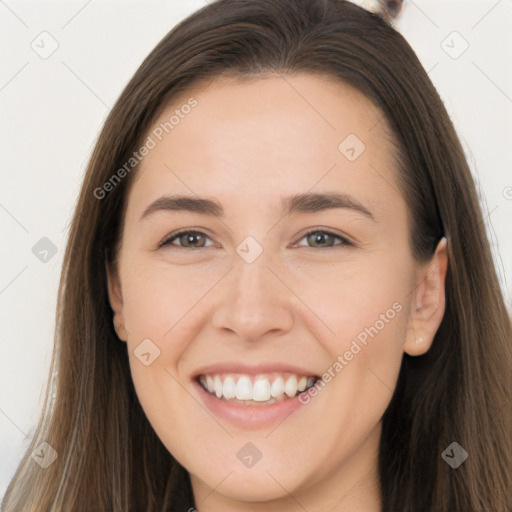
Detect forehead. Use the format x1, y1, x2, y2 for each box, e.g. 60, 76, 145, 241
127, 73, 401, 222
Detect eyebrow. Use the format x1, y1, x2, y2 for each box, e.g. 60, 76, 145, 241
139, 192, 375, 222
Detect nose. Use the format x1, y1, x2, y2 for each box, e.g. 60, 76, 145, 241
211, 250, 295, 343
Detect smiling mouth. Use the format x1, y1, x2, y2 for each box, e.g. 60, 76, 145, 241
196, 372, 320, 406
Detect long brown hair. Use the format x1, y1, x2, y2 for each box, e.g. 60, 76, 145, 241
3, 1, 511, 510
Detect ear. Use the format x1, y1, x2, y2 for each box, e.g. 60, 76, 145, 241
404, 237, 448, 356
106, 260, 128, 342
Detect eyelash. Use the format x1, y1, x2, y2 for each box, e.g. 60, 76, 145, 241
159, 229, 353, 250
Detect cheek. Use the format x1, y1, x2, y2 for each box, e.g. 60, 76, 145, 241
119, 265, 201, 447
121, 260, 207, 342
119, 260, 224, 408
302, 273, 409, 464
297, 254, 411, 412
118, 264, 191, 394
293, 254, 411, 352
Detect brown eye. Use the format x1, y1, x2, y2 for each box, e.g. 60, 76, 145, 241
295, 230, 352, 249
160, 230, 213, 249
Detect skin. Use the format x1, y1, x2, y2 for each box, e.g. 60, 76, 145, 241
107, 73, 447, 512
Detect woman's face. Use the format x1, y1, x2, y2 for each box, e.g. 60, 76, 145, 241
107, 73, 446, 510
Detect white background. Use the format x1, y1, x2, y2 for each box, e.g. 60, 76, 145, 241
1, 0, 511, 500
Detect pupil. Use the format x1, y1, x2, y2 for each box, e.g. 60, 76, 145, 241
312, 232, 328, 246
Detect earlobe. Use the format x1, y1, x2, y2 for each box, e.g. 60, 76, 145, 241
106, 261, 127, 342
404, 237, 448, 356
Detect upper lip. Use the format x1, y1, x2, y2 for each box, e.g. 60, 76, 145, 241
191, 362, 320, 379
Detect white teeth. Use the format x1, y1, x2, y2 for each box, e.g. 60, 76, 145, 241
214, 375, 223, 399
206, 375, 214, 393
284, 375, 298, 398
223, 376, 236, 399
199, 372, 317, 403
235, 376, 253, 400
253, 377, 271, 401
270, 376, 285, 398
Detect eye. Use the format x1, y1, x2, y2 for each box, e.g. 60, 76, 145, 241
293, 229, 353, 249
159, 230, 217, 249
159, 228, 353, 250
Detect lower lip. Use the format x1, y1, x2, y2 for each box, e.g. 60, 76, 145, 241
193, 379, 310, 430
